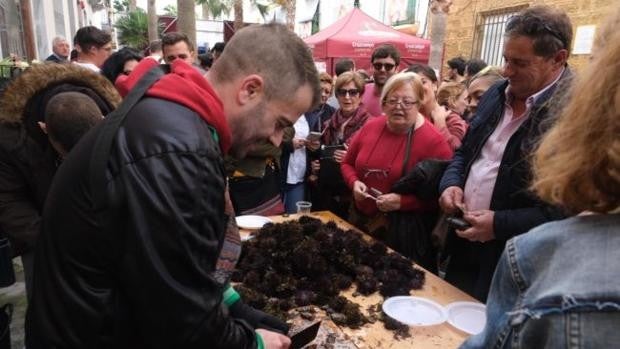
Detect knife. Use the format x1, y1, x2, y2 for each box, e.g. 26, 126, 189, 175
289, 321, 321, 349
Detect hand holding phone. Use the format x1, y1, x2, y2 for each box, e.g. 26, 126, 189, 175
446, 216, 472, 230
306, 131, 323, 142
364, 187, 382, 201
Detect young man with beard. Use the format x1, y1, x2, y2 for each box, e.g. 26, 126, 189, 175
361, 44, 401, 116
26, 24, 320, 349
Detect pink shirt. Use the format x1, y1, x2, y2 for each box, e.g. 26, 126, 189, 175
464, 69, 564, 211
361, 83, 384, 117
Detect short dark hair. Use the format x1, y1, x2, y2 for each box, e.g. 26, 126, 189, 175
198, 52, 213, 69
465, 58, 487, 77
45, 92, 103, 154
211, 42, 225, 54
73, 26, 111, 53
335, 58, 355, 76
505, 5, 573, 57
405, 64, 438, 83
211, 23, 320, 109
161, 32, 195, 52
149, 40, 162, 53
447, 56, 466, 75
371, 44, 401, 66
101, 47, 143, 84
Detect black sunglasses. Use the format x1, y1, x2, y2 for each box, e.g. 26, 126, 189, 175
372, 62, 396, 71
335, 88, 360, 97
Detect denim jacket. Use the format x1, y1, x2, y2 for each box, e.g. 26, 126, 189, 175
460, 213, 620, 348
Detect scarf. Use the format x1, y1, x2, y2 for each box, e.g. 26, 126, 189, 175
322, 104, 372, 145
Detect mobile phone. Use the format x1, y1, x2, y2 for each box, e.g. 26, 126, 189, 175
320, 144, 346, 159
446, 216, 472, 230
306, 131, 323, 142
369, 187, 383, 198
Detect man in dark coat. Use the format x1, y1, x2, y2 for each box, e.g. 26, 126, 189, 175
438, 6, 573, 302
0, 63, 120, 294
44, 36, 70, 63
26, 24, 320, 349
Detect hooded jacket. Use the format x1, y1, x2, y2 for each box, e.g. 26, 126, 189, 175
26, 59, 259, 348
0, 63, 120, 256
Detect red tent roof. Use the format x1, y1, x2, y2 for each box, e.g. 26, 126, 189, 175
305, 8, 430, 63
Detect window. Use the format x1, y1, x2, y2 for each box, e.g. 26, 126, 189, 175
54, 0, 66, 37
0, 2, 7, 58
471, 6, 527, 66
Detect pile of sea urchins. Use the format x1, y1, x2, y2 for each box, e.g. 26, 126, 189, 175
232, 216, 425, 330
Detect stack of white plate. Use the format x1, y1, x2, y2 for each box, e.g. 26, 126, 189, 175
382, 296, 486, 335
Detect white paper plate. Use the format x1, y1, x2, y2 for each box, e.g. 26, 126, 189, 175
382, 296, 447, 326
235, 215, 273, 230
445, 302, 486, 335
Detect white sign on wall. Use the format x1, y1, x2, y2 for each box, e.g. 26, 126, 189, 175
572, 25, 596, 55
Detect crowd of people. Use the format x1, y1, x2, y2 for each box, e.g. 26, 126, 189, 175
0, 4, 618, 348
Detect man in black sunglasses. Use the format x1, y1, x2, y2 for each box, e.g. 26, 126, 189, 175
439, 5, 573, 302
361, 43, 401, 116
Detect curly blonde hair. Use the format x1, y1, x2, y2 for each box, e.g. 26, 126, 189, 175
532, 9, 620, 213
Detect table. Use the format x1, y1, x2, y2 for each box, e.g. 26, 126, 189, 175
239, 211, 479, 348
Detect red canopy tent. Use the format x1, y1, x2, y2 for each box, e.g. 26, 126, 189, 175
304, 8, 430, 75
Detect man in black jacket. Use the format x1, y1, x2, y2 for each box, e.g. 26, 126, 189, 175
438, 6, 572, 302
26, 24, 320, 349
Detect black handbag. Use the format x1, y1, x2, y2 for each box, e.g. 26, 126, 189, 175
0, 238, 15, 288
318, 144, 347, 195
391, 159, 450, 201
385, 128, 439, 273
0, 303, 12, 349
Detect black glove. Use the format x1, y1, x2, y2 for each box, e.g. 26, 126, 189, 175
229, 300, 290, 334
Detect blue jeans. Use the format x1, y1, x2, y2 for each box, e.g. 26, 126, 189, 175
283, 182, 305, 214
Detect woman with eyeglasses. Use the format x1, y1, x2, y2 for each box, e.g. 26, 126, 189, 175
309, 71, 371, 219
342, 72, 452, 268
406, 64, 468, 150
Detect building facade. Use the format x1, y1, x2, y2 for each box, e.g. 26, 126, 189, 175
0, 0, 102, 61
441, 0, 616, 75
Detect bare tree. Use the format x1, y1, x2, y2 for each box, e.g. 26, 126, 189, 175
177, 0, 197, 46
284, 0, 296, 31
147, 0, 158, 42
233, 0, 243, 31
428, 0, 452, 73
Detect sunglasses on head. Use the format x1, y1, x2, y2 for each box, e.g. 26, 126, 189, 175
373, 62, 396, 71
335, 88, 360, 97
506, 15, 567, 50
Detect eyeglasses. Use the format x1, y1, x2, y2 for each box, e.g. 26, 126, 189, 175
335, 88, 360, 97
372, 62, 396, 71
384, 98, 419, 110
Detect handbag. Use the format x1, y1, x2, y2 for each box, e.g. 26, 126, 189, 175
391, 159, 450, 201
318, 144, 347, 195
0, 238, 15, 288
385, 128, 439, 273
0, 303, 12, 349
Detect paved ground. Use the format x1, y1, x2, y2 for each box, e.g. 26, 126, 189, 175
0, 260, 27, 348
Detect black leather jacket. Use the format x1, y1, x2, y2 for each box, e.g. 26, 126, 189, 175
26, 97, 257, 348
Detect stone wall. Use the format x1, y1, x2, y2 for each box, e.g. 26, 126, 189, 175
439, 0, 616, 76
